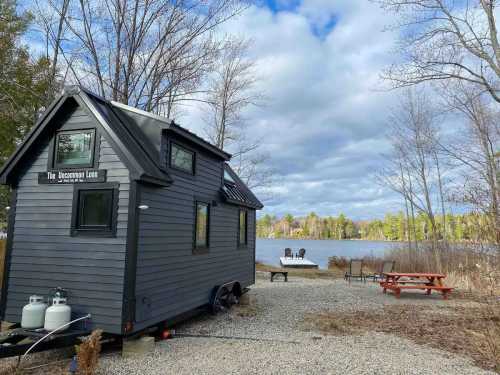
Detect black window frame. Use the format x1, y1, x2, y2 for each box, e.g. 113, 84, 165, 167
53, 129, 97, 169
193, 200, 210, 254
238, 209, 248, 247
71, 183, 119, 238
169, 141, 195, 175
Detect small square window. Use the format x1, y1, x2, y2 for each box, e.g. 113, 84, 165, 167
238, 210, 247, 246
55, 130, 95, 168
194, 202, 209, 251
78, 190, 113, 229
71, 184, 118, 237
170, 143, 194, 174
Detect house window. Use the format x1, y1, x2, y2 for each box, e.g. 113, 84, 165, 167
224, 169, 235, 183
71, 183, 118, 237
194, 202, 209, 251
55, 129, 95, 168
238, 209, 247, 246
170, 142, 194, 174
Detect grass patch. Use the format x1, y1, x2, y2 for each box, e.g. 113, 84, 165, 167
304, 302, 500, 372
256, 261, 344, 279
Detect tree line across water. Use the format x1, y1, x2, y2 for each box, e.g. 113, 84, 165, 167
257, 212, 494, 242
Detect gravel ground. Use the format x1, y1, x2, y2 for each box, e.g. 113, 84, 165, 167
99, 273, 494, 375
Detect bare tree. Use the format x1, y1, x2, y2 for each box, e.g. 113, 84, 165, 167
379, 89, 445, 251
438, 82, 499, 244
203, 37, 273, 190
231, 141, 274, 190
204, 37, 260, 149
378, 0, 500, 103
32, 0, 70, 103
39, 0, 248, 114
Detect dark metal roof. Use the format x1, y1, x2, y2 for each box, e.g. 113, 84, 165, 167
110, 101, 231, 161
221, 164, 263, 209
0, 86, 232, 186
80, 89, 173, 186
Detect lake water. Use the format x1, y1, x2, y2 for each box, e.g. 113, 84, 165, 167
256, 238, 402, 269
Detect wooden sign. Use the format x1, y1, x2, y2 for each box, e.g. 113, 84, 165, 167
38, 169, 107, 184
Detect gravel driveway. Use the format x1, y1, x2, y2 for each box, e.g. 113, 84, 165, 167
100, 273, 494, 375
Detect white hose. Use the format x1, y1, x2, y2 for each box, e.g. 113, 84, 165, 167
20, 314, 91, 364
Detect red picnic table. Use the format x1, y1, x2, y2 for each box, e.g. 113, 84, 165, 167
379, 272, 454, 299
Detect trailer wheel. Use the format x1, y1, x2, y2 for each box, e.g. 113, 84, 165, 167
227, 291, 239, 305
211, 287, 228, 314
210, 281, 241, 314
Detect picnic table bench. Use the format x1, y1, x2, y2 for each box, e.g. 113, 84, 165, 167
380, 272, 453, 299
270, 270, 288, 282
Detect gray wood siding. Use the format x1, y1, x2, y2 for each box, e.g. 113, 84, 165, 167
134, 145, 256, 330
5, 108, 129, 334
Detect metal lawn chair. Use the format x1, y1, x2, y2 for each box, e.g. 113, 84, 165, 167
298, 248, 306, 259
344, 259, 366, 283
371, 260, 395, 282
284, 248, 292, 258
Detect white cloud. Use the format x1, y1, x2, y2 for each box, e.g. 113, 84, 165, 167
179, 1, 403, 220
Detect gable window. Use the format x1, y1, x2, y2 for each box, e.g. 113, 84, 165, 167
238, 209, 247, 246
170, 142, 194, 174
55, 129, 95, 168
194, 201, 209, 251
71, 183, 118, 237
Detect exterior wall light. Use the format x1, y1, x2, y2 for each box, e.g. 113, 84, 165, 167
138, 205, 149, 210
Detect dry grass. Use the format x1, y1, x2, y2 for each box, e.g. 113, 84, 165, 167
256, 262, 344, 279
0, 363, 20, 375
384, 244, 500, 296
75, 330, 102, 375
233, 294, 260, 318
328, 256, 378, 275
304, 302, 500, 372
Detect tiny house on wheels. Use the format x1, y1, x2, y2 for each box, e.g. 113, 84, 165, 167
0, 86, 263, 336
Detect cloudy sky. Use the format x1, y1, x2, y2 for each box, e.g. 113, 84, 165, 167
21, 0, 405, 220
183, 0, 404, 220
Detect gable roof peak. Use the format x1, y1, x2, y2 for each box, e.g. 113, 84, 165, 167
63, 85, 81, 96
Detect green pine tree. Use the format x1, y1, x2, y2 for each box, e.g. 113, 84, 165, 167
0, 0, 53, 226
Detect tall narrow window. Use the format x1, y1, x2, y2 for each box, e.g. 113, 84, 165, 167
170, 142, 194, 174
238, 209, 247, 246
194, 202, 209, 251
55, 130, 95, 168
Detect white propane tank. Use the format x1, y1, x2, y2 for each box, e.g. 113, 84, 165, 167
21, 295, 47, 329
44, 296, 71, 331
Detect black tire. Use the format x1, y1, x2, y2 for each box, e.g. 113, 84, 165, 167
211, 287, 228, 314
227, 291, 239, 306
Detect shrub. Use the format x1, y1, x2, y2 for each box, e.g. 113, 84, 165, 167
75, 329, 103, 375
327, 256, 349, 269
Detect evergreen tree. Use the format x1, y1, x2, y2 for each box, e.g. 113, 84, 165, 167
0, 0, 53, 227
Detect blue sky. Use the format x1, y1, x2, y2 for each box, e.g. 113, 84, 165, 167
182, 0, 404, 220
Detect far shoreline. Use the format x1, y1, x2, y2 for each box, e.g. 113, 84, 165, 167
257, 237, 400, 242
